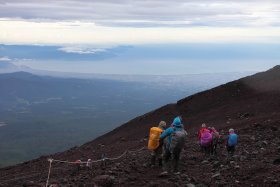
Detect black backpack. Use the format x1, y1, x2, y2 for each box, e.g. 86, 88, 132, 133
169, 128, 187, 152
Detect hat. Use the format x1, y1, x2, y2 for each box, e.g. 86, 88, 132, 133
158, 121, 167, 129
229, 128, 234, 133
172, 117, 182, 127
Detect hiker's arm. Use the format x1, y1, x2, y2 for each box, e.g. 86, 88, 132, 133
160, 128, 172, 140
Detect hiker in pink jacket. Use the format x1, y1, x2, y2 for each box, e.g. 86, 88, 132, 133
200, 129, 213, 157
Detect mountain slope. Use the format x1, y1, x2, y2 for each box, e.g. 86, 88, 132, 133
0, 66, 280, 186
0, 71, 252, 167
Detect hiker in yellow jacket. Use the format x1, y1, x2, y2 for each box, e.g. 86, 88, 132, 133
148, 121, 167, 167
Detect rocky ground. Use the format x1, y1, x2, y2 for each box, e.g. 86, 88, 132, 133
0, 66, 280, 186
1, 118, 279, 187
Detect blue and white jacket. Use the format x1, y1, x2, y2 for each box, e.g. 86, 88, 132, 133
160, 117, 184, 149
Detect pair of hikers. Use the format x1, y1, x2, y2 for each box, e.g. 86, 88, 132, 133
148, 116, 187, 173
198, 124, 238, 157
198, 124, 221, 156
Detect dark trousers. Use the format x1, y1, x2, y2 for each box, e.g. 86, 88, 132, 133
211, 138, 218, 155
227, 145, 235, 156
162, 147, 181, 172
151, 145, 163, 166
201, 145, 211, 157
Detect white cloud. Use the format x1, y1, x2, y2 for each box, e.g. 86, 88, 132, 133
1, 19, 280, 46
58, 46, 106, 54
0, 0, 280, 27
0, 56, 11, 61
1, 1, 280, 46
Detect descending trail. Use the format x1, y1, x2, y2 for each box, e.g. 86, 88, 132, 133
1, 122, 279, 187
0, 66, 280, 186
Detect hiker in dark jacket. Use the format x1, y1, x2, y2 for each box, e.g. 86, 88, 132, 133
210, 127, 220, 155
151, 121, 167, 167
160, 116, 187, 173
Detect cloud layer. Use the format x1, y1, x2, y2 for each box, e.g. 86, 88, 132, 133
0, 0, 280, 27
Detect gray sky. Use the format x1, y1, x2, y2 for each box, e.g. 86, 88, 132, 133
0, 0, 280, 27
0, 0, 280, 74
1, 0, 280, 45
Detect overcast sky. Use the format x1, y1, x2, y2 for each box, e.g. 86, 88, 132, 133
0, 0, 280, 74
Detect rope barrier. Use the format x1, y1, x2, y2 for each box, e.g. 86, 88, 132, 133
0, 146, 144, 186
50, 147, 146, 164
44, 146, 146, 186
46, 159, 53, 187
106, 150, 128, 161
128, 146, 145, 153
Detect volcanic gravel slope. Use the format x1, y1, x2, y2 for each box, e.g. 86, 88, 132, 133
0, 66, 280, 187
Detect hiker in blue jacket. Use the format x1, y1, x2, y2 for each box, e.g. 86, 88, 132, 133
160, 116, 187, 173
227, 128, 238, 156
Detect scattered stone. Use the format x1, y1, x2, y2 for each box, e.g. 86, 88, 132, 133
128, 176, 137, 181
158, 171, 169, 177
181, 174, 190, 181
213, 161, 220, 167
273, 158, 280, 165
120, 137, 126, 142
190, 177, 197, 183
186, 183, 196, 187
49, 184, 59, 187
148, 181, 160, 187
107, 170, 115, 174
60, 178, 68, 184
240, 156, 246, 161
271, 126, 278, 131
202, 160, 209, 164
234, 165, 240, 169
142, 163, 148, 168
93, 175, 114, 187
212, 173, 220, 178
252, 151, 258, 155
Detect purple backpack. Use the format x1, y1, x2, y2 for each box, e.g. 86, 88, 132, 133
200, 130, 212, 147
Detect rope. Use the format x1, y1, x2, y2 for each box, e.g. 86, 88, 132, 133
45, 159, 53, 187
128, 146, 145, 153
106, 150, 128, 161
50, 147, 146, 164
1, 146, 147, 186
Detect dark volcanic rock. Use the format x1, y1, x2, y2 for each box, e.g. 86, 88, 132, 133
273, 158, 280, 165
93, 175, 114, 187
1, 66, 280, 186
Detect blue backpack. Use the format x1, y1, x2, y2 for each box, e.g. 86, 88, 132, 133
228, 133, 238, 146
